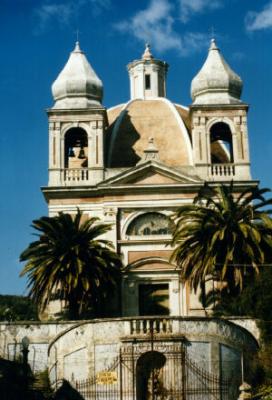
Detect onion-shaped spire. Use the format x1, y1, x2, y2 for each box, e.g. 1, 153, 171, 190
52, 42, 103, 109
191, 39, 243, 105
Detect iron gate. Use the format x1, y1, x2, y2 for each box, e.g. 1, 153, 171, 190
75, 343, 231, 400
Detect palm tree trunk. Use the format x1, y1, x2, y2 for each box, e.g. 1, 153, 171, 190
68, 295, 80, 320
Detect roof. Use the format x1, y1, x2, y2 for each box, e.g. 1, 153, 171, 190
191, 39, 243, 105
51, 42, 103, 109
105, 98, 193, 168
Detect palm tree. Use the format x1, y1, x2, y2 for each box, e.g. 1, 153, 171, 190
170, 184, 272, 294
20, 210, 122, 319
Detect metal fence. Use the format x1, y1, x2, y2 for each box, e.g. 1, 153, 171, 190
75, 343, 232, 400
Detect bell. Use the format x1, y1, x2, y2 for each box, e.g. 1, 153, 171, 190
68, 147, 75, 157
78, 147, 85, 159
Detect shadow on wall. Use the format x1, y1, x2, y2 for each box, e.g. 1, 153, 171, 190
0, 357, 34, 400
105, 110, 141, 167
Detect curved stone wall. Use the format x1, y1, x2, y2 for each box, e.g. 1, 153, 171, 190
48, 317, 258, 387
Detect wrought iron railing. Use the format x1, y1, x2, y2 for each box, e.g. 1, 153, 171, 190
74, 343, 232, 400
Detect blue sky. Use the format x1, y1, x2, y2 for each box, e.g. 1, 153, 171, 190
0, 0, 272, 295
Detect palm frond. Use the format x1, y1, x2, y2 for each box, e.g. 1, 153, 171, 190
170, 183, 272, 296
20, 209, 122, 319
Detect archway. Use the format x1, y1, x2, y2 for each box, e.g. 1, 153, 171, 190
136, 351, 166, 400
210, 122, 233, 163
64, 128, 88, 168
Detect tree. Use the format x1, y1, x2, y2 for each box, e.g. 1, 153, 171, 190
208, 265, 272, 392
170, 183, 272, 294
0, 295, 38, 321
20, 210, 122, 319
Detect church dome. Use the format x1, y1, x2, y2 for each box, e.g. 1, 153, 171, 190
191, 39, 243, 105
52, 42, 103, 109
106, 98, 192, 168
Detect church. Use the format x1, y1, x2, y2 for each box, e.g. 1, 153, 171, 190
43, 38, 254, 318
0, 40, 259, 400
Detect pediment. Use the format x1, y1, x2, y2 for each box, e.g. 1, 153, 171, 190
101, 161, 201, 186
127, 170, 182, 185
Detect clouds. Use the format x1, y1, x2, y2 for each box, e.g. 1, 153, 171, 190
33, 1, 272, 50
34, 0, 221, 55
115, 0, 182, 54
34, 0, 111, 33
246, 1, 272, 31
35, 3, 73, 31
114, 0, 215, 56
179, 0, 222, 23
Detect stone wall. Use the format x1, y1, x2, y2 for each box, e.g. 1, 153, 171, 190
46, 316, 258, 395
0, 321, 74, 372
0, 317, 259, 381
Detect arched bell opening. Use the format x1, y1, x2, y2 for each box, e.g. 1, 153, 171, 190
64, 128, 88, 168
210, 122, 233, 164
136, 351, 166, 400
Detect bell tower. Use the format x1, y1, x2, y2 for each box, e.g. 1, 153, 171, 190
47, 42, 106, 187
190, 39, 251, 181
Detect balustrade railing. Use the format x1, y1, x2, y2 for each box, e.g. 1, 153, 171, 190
210, 163, 235, 177
61, 168, 90, 183
130, 318, 172, 336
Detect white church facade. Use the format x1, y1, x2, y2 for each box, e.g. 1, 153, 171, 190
43, 39, 254, 319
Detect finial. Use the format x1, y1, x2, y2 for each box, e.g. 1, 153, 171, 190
74, 41, 81, 52
209, 26, 218, 50
147, 137, 156, 149
142, 43, 154, 60
209, 38, 218, 51
73, 29, 82, 52
137, 137, 160, 164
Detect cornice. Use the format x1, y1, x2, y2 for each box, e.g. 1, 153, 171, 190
41, 180, 259, 202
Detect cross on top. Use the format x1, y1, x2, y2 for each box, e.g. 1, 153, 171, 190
209, 26, 216, 40
74, 29, 81, 42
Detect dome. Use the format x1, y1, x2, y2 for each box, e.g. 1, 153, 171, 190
106, 98, 192, 168
191, 39, 243, 105
52, 42, 103, 109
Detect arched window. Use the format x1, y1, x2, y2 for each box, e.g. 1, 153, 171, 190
210, 122, 233, 164
64, 128, 88, 168
126, 212, 173, 236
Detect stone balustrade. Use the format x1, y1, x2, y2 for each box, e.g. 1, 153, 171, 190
61, 168, 90, 184
210, 163, 235, 177
129, 317, 173, 336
